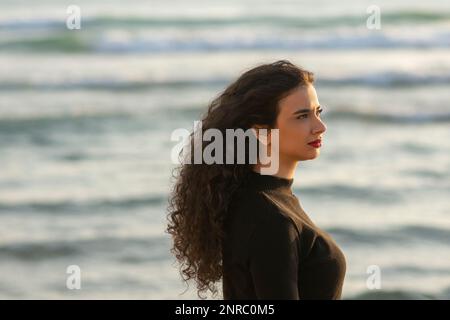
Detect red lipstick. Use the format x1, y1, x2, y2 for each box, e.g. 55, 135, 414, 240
307, 139, 322, 148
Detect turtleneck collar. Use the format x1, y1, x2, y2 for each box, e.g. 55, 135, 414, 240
244, 169, 294, 192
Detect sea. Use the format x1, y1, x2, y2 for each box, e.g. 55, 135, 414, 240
0, 0, 449, 299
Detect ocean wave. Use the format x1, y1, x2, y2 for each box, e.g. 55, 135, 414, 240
0, 235, 169, 262
0, 78, 228, 92
0, 108, 198, 138
1, 72, 449, 94
0, 195, 167, 214
0, 32, 91, 53
383, 265, 450, 276
1, 29, 449, 53
323, 110, 450, 124
1, 11, 448, 30
326, 225, 450, 246
319, 73, 450, 87
348, 289, 438, 300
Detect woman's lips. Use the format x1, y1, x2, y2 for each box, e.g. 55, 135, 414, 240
307, 139, 322, 148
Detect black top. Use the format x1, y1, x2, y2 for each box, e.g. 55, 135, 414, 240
222, 170, 346, 300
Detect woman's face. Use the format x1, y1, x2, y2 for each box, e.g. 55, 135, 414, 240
274, 84, 327, 161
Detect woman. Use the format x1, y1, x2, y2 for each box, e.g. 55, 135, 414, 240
167, 60, 346, 300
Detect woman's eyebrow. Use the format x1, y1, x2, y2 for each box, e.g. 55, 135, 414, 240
292, 105, 321, 115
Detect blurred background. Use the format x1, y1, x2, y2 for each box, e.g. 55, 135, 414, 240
0, 0, 449, 299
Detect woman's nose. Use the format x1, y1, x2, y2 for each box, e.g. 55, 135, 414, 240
313, 118, 327, 135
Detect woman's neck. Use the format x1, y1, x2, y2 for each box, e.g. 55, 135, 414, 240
252, 159, 298, 179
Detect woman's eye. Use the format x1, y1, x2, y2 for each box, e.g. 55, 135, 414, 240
296, 109, 323, 119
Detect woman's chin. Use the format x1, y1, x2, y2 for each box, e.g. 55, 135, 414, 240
301, 149, 321, 160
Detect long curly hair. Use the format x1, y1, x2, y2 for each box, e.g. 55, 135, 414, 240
166, 60, 314, 298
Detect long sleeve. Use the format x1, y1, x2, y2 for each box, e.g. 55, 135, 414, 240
248, 215, 300, 299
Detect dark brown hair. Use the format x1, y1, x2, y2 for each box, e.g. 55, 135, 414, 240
166, 60, 314, 298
